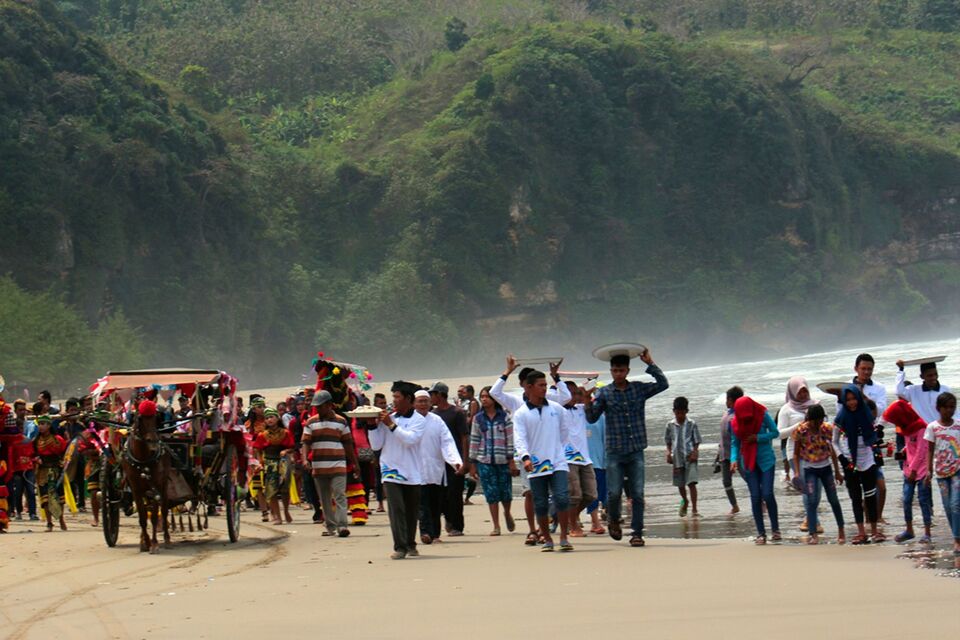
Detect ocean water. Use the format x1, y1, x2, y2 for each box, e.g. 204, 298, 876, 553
563, 337, 960, 543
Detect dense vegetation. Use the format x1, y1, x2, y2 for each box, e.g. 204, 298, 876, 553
2, 0, 959, 388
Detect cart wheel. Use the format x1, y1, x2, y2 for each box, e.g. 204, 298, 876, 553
100, 460, 121, 547
224, 443, 241, 543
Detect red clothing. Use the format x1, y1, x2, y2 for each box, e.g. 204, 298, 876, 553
351, 419, 371, 449
252, 429, 294, 451
35, 434, 67, 457
733, 397, 766, 472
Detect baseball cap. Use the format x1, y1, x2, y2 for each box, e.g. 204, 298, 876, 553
428, 381, 449, 395
311, 390, 333, 406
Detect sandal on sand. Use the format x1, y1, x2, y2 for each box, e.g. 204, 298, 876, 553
525, 532, 538, 546
568, 529, 586, 538
629, 535, 645, 547
850, 534, 870, 545
771, 531, 782, 542
421, 534, 433, 545
872, 532, 887, 543
894, 531, 915, 543
806, 536, 819, 545
755, 535, 767, 545
490, 529, 501, 536
505, 513, 516, 532
917, 535, 932, 544
559, 540, 574, 552
541, 542, 555, 552
608, 521, 623, 541
591, 525, 606, 535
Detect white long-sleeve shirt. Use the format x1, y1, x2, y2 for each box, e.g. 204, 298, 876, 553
490, 375, 571, 416
513, 399, 570, 478
563, 404, 592, 466
417, 411, 462, 485
777, 405, 805, 462
369, 409, 426, 486
896, 370, 951, 424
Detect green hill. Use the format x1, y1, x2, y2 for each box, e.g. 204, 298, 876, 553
3, 0, 960, 384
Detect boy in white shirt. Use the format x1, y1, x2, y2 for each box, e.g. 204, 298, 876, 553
514, 371, 572, 552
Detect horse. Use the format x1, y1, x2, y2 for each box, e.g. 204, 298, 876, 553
121, 400, 171, 553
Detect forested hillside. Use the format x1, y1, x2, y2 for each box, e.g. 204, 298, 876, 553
3, 0, 959, 389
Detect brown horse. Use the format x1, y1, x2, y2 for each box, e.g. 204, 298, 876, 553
121, 401, 171, 553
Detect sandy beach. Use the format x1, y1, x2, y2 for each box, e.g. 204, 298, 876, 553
2, 501, 958, 639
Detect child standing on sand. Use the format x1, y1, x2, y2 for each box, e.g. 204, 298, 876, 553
791, 405, 845, 545
665, 397, 701, 518
924, 392, 960, 555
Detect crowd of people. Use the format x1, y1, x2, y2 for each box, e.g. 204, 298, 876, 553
1, 349, 958, 563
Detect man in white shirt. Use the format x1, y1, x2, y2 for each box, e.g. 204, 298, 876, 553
562, 381, 597, 537
896, 359, 952, 424
514, 371, 572, 552
369, 381, 427, 559
490, 355, 570, 545
414, 390, 462, 544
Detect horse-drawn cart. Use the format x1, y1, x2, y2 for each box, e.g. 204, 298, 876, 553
89, 369, 244, 550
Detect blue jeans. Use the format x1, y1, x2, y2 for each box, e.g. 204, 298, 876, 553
606, 450, 646, 534
903, 477, 932, 527
12, 470, 37, 517
743, 465, 779, 536
530, 471, 569, 518
803, 466, 844, 532
587, 468, 606, 514
937, 474, 960, 540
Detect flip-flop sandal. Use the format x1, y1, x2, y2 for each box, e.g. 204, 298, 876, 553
505, 514, 516, 532
872, 533, 887, 543
559, 541, 574, 551
568, 530, 586, 537
608, 522, 623, 541
755, 535, 767, 545
851, 535, 870, 545
894, 531, 915, 543
489, 529, 501, 536
591, 526, 606, 535
629, 536, 645, 547
771, 532, 782, 542
525, 532, 538, 546
541, 542, 555, 552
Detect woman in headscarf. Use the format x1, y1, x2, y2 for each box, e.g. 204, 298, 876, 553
252, 408, 294, 525
834, 384, 885, 544
245, 398, 269, 521
730, 397, 781, 544
883, 400, 932, 543
777, 376, 818, 531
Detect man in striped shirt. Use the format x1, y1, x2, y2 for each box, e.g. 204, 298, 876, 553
301, 390, 360, 538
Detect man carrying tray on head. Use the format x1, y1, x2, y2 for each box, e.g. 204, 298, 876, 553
584, 345, 668, 547
896, 358, 953, 424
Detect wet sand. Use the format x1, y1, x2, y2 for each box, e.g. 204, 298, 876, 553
2, 500, 958, 639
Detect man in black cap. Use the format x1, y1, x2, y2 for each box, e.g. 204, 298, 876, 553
584, 349, 668, 547
429, 381, 469, 536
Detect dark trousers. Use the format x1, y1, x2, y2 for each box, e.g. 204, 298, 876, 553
385, 482, 420, 553
845, 466, 878, 524
721, 460, 738, 508
418, 483, 445, 539
301, 468, 321, 512
443, 465, 465, 532
12, 471, 37, 516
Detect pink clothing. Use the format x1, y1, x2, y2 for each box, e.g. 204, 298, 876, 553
903, 431, 929, 480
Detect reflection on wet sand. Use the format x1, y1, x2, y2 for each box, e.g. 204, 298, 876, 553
897, 547, 960, 578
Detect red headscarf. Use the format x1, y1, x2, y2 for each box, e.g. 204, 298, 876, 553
882, 400, 926, 436
732, 396, 767, 472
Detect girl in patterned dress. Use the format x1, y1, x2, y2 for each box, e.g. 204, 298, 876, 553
253, 408, 295, 525
34, 415, 67, 531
